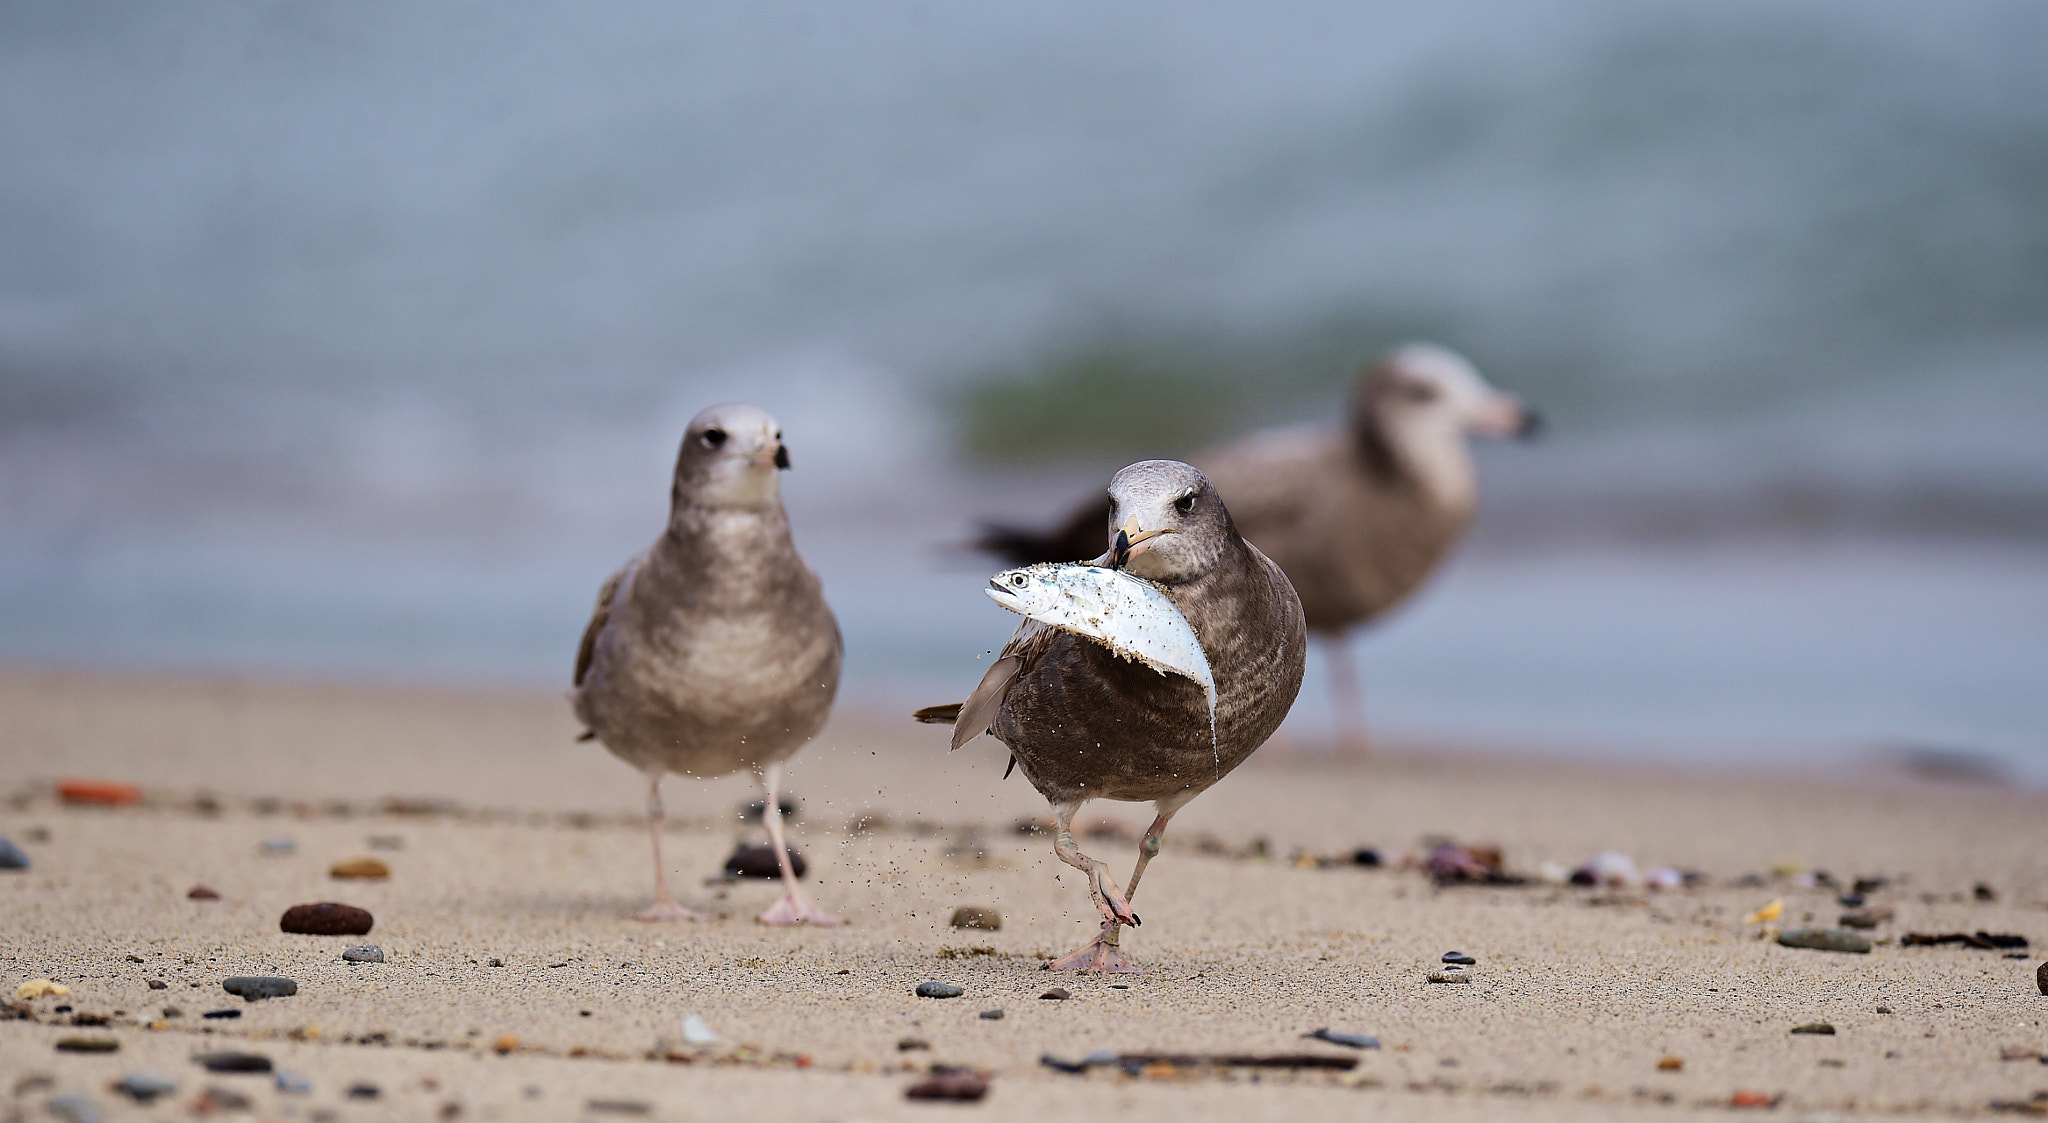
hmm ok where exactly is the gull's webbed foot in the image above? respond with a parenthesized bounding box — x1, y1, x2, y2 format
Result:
(1047, 922, 1142, 974)
(758, 890, 845, 927)
(635, 900, 705, 923)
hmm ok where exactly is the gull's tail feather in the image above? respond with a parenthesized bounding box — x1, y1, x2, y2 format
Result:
(912, 703, 962, 725)
(974, 495, 1113, 566)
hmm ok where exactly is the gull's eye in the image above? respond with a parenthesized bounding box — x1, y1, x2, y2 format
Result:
(1402, 381, 1441, 403)
(1174, 491, 1197, 514)
(699, 428, 728, 449)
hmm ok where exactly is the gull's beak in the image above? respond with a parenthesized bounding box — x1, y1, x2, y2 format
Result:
(1110, 515, 1172, 570)
(750, 443, 790, 469)
(1470, 393, 1538, 441)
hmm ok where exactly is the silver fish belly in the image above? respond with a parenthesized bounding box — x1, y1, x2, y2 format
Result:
(986, 563, 1218, 760)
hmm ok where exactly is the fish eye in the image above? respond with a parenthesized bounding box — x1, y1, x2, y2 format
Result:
(699, 428, 727, 449)
(1010, 574, 1027, 587)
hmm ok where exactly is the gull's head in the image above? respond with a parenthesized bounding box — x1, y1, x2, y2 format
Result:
(672, 403, 790, 510)
(1356, 343, 1540, 444)
(1106, 459, 1232, 584)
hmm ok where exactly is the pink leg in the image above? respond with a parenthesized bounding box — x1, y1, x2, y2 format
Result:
(1326, 636, 1370, 757)
(1045, 801, 1145, 973)
(756, 763, 843, 926)
(635, 773, 703, 922)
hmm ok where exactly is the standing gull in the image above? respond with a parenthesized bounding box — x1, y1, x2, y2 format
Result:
(919, 460, 1305, 972)
(572, 403, 844, 925)
(978, 344, 1537, 746)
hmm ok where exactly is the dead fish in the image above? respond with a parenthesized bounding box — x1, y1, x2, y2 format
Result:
(985, 562, 1217, 755)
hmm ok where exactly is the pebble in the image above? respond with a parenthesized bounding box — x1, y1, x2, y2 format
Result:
(1876, 1005, 1894, 1014)
(722, 843, 805, 880)
(914, 981, 964, 999)
(57, 780, 142, 806)
(1426, 970, 1473, 984)
(2037, 961, 2046, 996)
(279, 902, 374, 936)
(0, 837, 28, 869)
(275, 1073, 312, 1095)
(195, 1052, 272, 1073)
(681, 1015, 720, 1045)
(16, 979, 70, 1000)
(584, 1100, 651, 1115)
(1975, 882, 1997, 902)
(1838, 907, 1893, 929)
(146, 980, 166, 990)
(1442, 952, 1477, 966)
(186, 885, 221, 900)
(979, 1009, 1004, 1020)
(45, 1095, 102, 1123)
(1657, 1056, 1683, 1071)
(904, 1067, 989, 1102)
(55, 1037, 119, 1053)
(1838, 892, 1866, 907)
(492, 1034, 520, 1054)
(949, 905, 1001, 931)
(1791, 1022, 1837, 1035)
(347, 1083, 381, 1099)
(1352, 848, 1382, 867)
(260, 838, 296, 855)
(1039, 987, 1071, 1001)
(193, 1089, 252, 1113)
(366, 835, 404, 851)
(201, 1009, 242, 1019)
(329, 857, 390, 880)
(1302, 1028, 1380, 1049)
(341, 945, 385, 964)
(1777, 928, 1872, 954)
(223, 976, 297, 1001)
(898, 1037, 930, 1052)
(111, 1074, 176, 1103)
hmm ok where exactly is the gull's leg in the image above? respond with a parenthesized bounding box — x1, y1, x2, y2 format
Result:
(756, 762, 844, 926)
(1326, 635, 1370, 757)
(635, 772, 702, 922)
(1046, 799, 1142, 973)
(1121, 801, 1186, 903)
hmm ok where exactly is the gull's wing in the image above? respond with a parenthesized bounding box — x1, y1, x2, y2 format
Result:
(573, 557, 639, 688)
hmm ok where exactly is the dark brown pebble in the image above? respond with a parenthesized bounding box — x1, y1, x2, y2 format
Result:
(54, 1037, 118, 1053)
(1039, 987, 1071, 1000)
(2036, 960, 2046, 996)
(279, 902, 374, 936)
(348, 1083, 381, 1099)
(1790, 1022, 1836, 1035)
(202, 1009, 241, 1020)
(722, 843, 804, 880)
(186, 885, 220, 900)
(905, 1066, 989, 1102)
(897, 1037, 930, 1052)
(195, 1052, 271, 1073)
(146, 981, 166, 990)
(949, 905, 1001, 931)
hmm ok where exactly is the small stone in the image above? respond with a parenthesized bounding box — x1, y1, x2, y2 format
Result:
(491, 1034, 520, 1054)
(898, 1037, 930, 1051)
(365, 835, 404, 851)
(0, 837, 29, 869)
(275, 1072, 312, 1094)
(260, 838, 296, 855)
(329, 857, 390, 880)
(111, 1074, 176, 1103)
(16, 979, 70, 1000)
(45, 1095, 103, 1123)
(185, 885, 221, 900)
(487, 958, 505, 967)
(904, 1066, 989, 1102)
(914, 981, 965, 999)
(1876, 1005, 1894, 1014)
(55, 1037, 119, 1053)
(949, 905, 1001, 931)
(2036, 960, 2048, 996)
(347, 1083, 381, 1099)
(195, 1052, 272, 1073)
(1777, 928, 1872, 954)
(201, 1009, 242, 1019)
(341, 945, 385, 964)
(1791, 1022, 1836, 1035)
(1974, 882, 1997, 902)
(1039, 987, 1071, 1000)
(280, 902, 374, 935)
(583, 1100, 650, 1115)
(1302, 1028, 1380, 1049)
(722, 843, 805, 880)
(681, 1015, 720, 1045)
(146, 980, 166, 990)
(1657, 1056, 1683, 1071)
(223, 976, 297, 1001)
(978, 1009, 1004, 1020)
(57, 780, 142, 806)
(1426, 970, 1473, 984)
(1352, 848, 1382, 867)
(1441, 952, 1477, 966)
(1839, 906, 1893, 929)
(2000, 1046, 2043, 1062)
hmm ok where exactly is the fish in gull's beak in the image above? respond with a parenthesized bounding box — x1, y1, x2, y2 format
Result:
(1110, 515, 1173, 570)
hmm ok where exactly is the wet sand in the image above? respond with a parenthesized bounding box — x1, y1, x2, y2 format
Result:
(2, 668, 2045, 1121)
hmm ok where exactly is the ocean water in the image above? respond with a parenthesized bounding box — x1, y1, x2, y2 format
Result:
(2, 3, 2044, 779)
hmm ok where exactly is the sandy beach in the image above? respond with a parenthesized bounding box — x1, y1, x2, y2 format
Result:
(3, 668, 2045, 1121)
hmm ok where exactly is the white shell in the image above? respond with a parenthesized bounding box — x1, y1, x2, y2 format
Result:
(986, 563, 1217, 759)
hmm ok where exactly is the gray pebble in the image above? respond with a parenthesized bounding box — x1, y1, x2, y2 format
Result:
(46, 1095, 103, 1123)
(1777, 928, 1873, 954)
(341, 945, 385, 964)
(1441, 952, 1477, 966)
(1302, 1028, 1380, 1049)
(275, 1072, 312, 1095)
(978, 1009, 1004, 1020)
(1426, 970, 1473, 984)
(914, 981, 964, 999)
(0, 837, 29, 870)
(1790, 1022, 1836, 1035)
(259, 838, 295, 855)
(222, 976, 297, 1001)
(111, 1075, 176, 1103)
